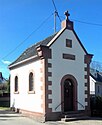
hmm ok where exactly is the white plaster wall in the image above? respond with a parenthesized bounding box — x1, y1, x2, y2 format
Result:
(10, 60, 43, 113)
(90, 76, 95, 95)
(48, 29, 86, 112)
(95, 82, 102, 96)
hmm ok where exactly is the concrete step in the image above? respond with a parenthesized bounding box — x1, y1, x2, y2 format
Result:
(61, 111, 89, 122)
(61, 116, 90, 122)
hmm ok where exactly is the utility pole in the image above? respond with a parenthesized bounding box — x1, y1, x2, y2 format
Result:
(52, 0, 61, 33)
(54, 11, 57, 33)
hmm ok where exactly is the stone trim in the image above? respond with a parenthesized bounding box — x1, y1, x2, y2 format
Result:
(48, 63, 52, 68)
(39, 59, 45, 114)
(84, 67, 87, 71)
(36, 45, 51, 59)
(44, 58, 52, 115)
(45, 112, 61, 121)
(63, 53, 75, 60)
(61, 74, 78, 112)
(40, 68, 43, 73)
(47, 99, 52, 103)
(85, 90, 88, 94)
(85, 83, 88, 86)
(41, 95, 43, 99)
(28, 91, 35, 94)
(40, 77, 43, 82)
(14, 91, 19, 94)
(36, 45, 53, 119)
(17, 108, 45, 122)
(48, 72, 52, 77)
(40, 86, 43, 91)
(84, 54, 93, 111)
(47, 81, 52, 85)
(85, 75, 88, 79)
(18, 109, 64, 122)
(84, 54, 93, 64)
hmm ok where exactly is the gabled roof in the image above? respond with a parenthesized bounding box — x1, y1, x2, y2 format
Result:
(9, 33, 57, 66)
(9, 23, 91, 68)
(90, 68, 102, 83)
(9, 11, 93, 69)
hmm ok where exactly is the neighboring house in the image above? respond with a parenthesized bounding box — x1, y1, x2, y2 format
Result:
(0, 72, 7, 84)
(90, 69, 102, 97)
(9, 11, 93, 121)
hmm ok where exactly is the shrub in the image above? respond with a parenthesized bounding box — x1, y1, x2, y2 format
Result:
(90, 96, 102, 116)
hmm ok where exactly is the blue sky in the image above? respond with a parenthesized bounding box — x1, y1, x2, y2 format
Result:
(0, 0, 102, 78)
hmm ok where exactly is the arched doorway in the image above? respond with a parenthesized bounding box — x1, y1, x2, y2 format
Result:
(64, 79, 73, 111)
(61, 74, 77, 112)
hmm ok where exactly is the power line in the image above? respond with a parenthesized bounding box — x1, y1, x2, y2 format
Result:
(60, 15, 102, 27)
(51, 0, 62, 33)
(2, 12, 102, 60)
(52, 0, 61, 22)
(52, 0, 57, 12)
(72, 19, 102, 27)
(2, 13, 54, 60)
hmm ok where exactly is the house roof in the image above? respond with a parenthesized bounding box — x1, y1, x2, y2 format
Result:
(9, 33, 57, 66)
(90, 68, 102, 83)
(0, 72, 7, 84)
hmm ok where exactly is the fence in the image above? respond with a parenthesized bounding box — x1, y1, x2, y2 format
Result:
(0, 93, 10, 107)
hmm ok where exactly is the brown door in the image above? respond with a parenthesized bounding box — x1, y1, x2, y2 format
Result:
(64, 79, 73, 112)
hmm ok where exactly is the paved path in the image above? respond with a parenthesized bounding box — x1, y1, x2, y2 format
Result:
(0, 109, 102, 125)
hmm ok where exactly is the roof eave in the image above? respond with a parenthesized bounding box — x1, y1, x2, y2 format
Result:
(9, 55, 38, 70)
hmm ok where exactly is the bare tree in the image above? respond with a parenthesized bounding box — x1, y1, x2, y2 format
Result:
(90, 61, 102, 72)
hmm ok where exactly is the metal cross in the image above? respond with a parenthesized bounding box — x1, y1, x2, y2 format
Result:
(64, 10, 70, 20)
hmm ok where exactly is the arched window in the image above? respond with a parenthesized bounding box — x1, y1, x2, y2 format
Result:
(29, 72, 34, 91)
(15, 76, 18, 92)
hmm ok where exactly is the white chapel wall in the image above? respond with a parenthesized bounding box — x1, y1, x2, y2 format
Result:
(48, 29, 86, 112)
(10, 59, 43, 113)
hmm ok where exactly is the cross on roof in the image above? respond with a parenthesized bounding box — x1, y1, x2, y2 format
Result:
(64, 10, 70, 20)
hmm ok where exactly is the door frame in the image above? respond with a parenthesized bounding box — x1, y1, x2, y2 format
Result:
(61, 74, 78, 112)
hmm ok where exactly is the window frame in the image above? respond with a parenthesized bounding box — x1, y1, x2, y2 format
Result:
(28, 72, 35, 94)
(14, 76, 19, 94)
(66, 39, 72, 48)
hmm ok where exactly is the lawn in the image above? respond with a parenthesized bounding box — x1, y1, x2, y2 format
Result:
(0, 107, 10, 110)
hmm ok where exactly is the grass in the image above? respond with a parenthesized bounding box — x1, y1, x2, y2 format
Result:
(0, 107, 10, 110)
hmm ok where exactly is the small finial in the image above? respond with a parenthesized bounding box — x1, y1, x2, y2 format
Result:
(64, 10, 70, 21)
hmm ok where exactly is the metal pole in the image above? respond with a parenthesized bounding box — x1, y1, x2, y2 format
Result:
(54, 11, 57, 33)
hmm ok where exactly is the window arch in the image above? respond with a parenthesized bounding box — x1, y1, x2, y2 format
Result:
(29, 72, 34, 91)
(15, 76, 18, 92)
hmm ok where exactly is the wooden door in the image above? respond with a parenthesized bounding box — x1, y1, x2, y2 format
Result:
(64, 79, 73, 112)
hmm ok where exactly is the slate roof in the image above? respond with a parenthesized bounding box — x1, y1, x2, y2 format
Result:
(90, 68, 102, 83)
(10, 33, 57, 66)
